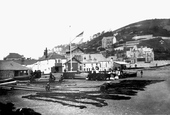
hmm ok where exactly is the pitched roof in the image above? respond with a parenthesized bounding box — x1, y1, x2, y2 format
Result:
(66, 46, 84, 54)
(0, 61, 29, 70)
(65, 57, 82, 64)
(5, 53, 23, 59)
(13, 60, 38, 65)
(114, 61, 129, 65)
(39, 52, 66, 61)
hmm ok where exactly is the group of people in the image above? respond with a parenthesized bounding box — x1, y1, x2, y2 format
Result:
(86, 66, 124, 81)
(46, 72, 64, 92)
(107, 68, 123, 80)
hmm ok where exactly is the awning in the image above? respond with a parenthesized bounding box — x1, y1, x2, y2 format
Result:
(114, 61, 129, 65)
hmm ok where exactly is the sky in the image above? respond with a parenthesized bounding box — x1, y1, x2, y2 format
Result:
(0, 0, 170, 59)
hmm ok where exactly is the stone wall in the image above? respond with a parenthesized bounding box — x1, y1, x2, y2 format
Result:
(0, 70, 14, 79)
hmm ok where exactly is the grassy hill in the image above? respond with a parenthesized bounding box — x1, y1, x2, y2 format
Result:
(82, 19, 170, 60)
(139, 37, 170, 60)
(114, 19, 170, 41)
(55, 19, 170, 60)
(80, 31, 113, 53)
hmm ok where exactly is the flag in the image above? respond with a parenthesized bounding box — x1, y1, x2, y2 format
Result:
(76, 31, 84, 37)
(78, 38, 84, 44)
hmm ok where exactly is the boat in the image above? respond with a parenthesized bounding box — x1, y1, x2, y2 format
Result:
(0, 78, 17, 88)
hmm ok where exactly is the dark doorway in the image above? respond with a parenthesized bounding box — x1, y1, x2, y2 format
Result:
(55, 67, 59, 72)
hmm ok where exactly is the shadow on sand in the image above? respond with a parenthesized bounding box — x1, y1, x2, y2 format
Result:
(0, 101, 41, 115)
(22, 80, 164, 109)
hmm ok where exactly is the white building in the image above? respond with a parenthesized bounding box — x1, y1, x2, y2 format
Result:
(102, 36, 114, 48)
(65, 46, 84, 71)
(132, 35, 153, 40)
(29, 52, 66, 74)
(126, 46, 154, 63)
(82, 54, 117, 71)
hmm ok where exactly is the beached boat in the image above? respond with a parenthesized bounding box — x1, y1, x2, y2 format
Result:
(0, 78, 17, 87)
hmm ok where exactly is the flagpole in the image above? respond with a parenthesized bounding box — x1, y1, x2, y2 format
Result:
(70, 42, 73, 72)
(69, 26, 72, 72)
(70, 36, 80, 72)
(69, 30, 84, 72)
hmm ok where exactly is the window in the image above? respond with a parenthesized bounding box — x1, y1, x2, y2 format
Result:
(58, 59, 61, 63)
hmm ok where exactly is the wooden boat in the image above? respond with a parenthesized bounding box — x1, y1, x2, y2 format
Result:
(0, 78, 17, 87)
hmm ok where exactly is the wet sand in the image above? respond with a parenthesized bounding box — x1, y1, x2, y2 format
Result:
(1, 66, 170, 115)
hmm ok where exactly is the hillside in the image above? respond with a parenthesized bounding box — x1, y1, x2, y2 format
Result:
(82, 19, 170, 60)
(79, 31, 113, 53)
(54, 31, 114, 54)
(139, 37, 170, 60)
(55, 19, 170, 60)
(114, 19, 170, 41)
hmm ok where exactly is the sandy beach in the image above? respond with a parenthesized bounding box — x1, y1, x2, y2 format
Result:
(1, 66, 170, 115)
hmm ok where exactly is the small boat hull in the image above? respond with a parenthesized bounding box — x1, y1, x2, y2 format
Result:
(0, 78, 17, 86)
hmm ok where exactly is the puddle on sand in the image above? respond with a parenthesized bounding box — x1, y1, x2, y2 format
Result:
(22, 80, 164, 109)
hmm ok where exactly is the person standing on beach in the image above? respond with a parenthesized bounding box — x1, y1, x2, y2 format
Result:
(140, 70, 143, 78)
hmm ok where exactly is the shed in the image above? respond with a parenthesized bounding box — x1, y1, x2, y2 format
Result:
(113, 61, 129, 70)
(0, 61, 30, 79)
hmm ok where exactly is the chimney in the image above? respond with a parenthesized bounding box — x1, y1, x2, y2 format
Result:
(44, 47, 48, 58)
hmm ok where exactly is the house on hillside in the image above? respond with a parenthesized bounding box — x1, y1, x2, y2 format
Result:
(102, 36, 114, 48)
(102, 35, 117, 48)
(3, 53, 38, 67)
(30, 52, 66, 74)
(126, 46, 154, 63)
(114, 41, 140, 51)
(0, 61, 30, 79)
(4, 53, 24, 60)
(53, 47, 63, 54)
(132, 35, 153, 40)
